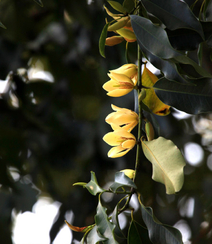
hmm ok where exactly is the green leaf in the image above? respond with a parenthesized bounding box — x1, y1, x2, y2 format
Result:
(95, 196, 118, 244)
(154, 77, 212, 114)
(33, 0, 43, 7)
(130, 15, 180, 59)
(128, 220, 152, 244)
(141, 0, 204, 39)
(99, 22, 110, 58)
(107, 1, 127, 14)
(109, 172, 137, 193)
(85, 171, 105, 195)
(123, 0, 136, 13)
(139, 201, 183, 244)
(87, 226, 106, 244)
(142, 137, 186, 194)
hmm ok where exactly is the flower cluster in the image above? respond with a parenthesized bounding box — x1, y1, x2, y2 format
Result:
(103, 64, 138, 158)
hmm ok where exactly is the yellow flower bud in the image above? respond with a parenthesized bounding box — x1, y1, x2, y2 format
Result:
(108, 17, 130, 31)
(103, 72, 135, 97)
(120, 169, 135, 179)
(103, 129, 136, 158)
(105, 104, 138, 132)
(116, 28, 136, 42)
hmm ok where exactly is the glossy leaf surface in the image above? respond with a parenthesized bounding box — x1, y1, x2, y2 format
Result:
(85, 171, 105, 195)
(130, 15, 180, 59)
(110, 172, 137, 192)
(87, 226, 106, 244)
(142, 137, 185, 194)
(141, 0, 204, 38)
(140, 201, 183, 244)
(95, 197, 118, 244)
(154, 77, 212, 114)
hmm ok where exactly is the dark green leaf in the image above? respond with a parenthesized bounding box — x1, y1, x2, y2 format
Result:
(85, 171, 105, 195)
(33, 0, 43, 7)
(166, 28, 203, 51)
(110, 172, 137, 193)
(141, 0, 204, 38)
(123, 0, 136, 13)
(154, 77, 212, 114)
(99, 23, 110, 58)
(131, 15, 180, 59)
(140, 203, 183, 244)
(138, 39, 187, 83)
(128, 220, 151, 244)
(95, 196, 118, 244)
(87, 226, 106, 244)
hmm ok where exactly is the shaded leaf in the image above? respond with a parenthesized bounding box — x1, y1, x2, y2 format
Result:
(107, 1, 127, 14)
(33, 0, 43, 7)
(166, 28, 203, 51)
(128, 220, 152, 244)
(110, 172, 137, 193)
(130, 15, 180, 59)
(0, 21, 6, 29)
(139, 199, 183, 244)
(154, 77, 212, 114)
(142, 137, 186, 194)
(95, 196, 118, 244)
(141, 0, 204, 38)
(99, 23, 110, 58)
(85, 171, 105, 196)
(112, 200, 126, 238)
(87, 226, 106, 244)
(123, 0, 136, 13)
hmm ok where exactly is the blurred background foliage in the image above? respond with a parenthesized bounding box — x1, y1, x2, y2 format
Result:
(0, 0, 212, 243)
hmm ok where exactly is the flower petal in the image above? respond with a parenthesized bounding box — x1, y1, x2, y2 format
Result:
(108, 145, 131, 158)
(122, 139, 136, 149)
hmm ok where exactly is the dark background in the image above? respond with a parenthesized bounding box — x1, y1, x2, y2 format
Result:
(0, 0, 212, 243)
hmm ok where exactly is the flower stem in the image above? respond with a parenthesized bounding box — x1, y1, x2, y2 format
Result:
(133, 44, 142, 183)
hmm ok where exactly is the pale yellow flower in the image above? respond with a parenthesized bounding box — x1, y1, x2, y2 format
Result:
(110, 64, 138, 81)
(120, 169, 135, 179)
(103, 72, 135, 97)
(103, 129, 136, 158)
(105, 104, 138, 132)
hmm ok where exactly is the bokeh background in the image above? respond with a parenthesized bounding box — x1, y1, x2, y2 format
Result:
(0, 0, 212, 243)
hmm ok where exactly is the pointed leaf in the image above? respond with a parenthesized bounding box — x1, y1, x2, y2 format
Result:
(95, 196, 118, 244)
(130, 15, 180, 59)
(110, 172, 137, 193)
(107, 1, 127, 14)
(141, 0, 204, 38)
(142, 137, 186, 194)
(154, 77, 212, 114)
(85, 171, 105, 195)
(65, 220, 88, 232)
(139, 200, 183, 244)
(123, 0, 136, 13)
(128, 220, 152, 244)
(99, 23, 110, 58)
(87, 226, 107, 244)
(33, 0, 43, 7)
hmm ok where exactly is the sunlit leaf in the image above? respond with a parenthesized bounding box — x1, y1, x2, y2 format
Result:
(85, 171, 105, 195)
(99, 23, 110, 58)
(138, 197, 183, 244)
(141, 0, 204, 38)
(110, 172, 137, 193)
(33, 0, 43, 7)
(107, 1, 127, 14)
(142, 65, 170, 116)
(128, 220, 151, 244)
(142, 137, 186, 194)
(130, 15, 180, 59)
(95, 195, 118, 244)
(87, 226, 106, 244)
(154, 77, 212, 114)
